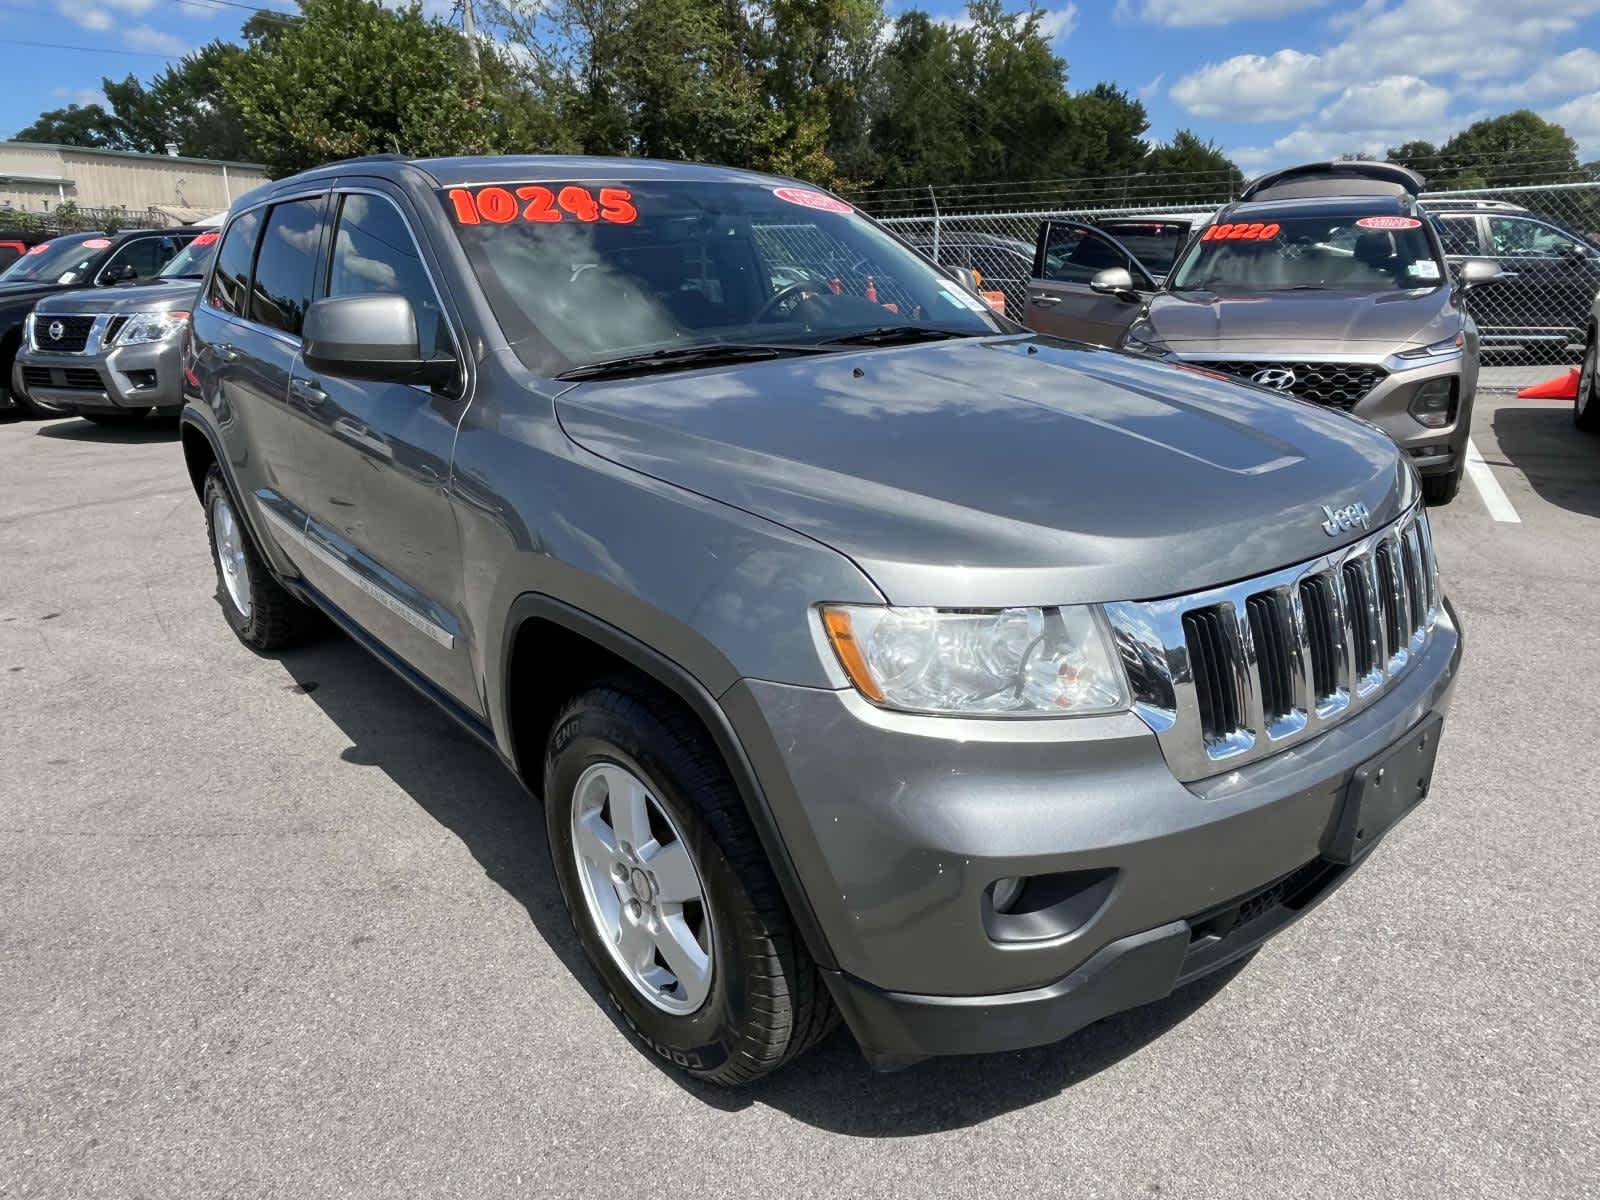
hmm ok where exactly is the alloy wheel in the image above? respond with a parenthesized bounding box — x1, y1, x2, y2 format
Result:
(569, 761, 714, 1014)
(211, 494, 252, 621)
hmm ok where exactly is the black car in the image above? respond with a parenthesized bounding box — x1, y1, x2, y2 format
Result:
(1423, 199, 1600, 360)
(0, 227, 202, 417)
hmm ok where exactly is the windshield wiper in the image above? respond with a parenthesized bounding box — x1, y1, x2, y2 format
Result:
(555, 343, 827, 381)
(816, 325, 980, 347)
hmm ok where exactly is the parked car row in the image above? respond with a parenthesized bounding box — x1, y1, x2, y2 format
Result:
(0, 225, 211, 422)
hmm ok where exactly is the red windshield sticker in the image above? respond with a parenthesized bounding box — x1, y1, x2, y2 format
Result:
(82, 238, 112, 249)
(447, 185, 638, 226)
(1356, 216, 1421, 230)
(1201, 222, 1280, 241)
(771, 187, 853, 215)
(26, 242, 50, 255)
(192, 230, 220, 247)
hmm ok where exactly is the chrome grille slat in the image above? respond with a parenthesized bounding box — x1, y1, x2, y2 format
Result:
(1106, 505, 1440, 783)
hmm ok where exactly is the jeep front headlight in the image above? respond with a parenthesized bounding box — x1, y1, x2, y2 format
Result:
(115, 310, 189, 346)
(820, 604, 1129, 716)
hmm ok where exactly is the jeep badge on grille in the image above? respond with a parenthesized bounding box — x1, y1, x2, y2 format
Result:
(1321, 502, 1372, 536)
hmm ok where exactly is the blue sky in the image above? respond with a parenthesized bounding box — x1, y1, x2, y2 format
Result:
(2, 0, 1599, 172)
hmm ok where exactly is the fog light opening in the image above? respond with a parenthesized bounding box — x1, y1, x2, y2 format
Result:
(1408, 378, 1456, 429)
(990, 876, 1026, 914)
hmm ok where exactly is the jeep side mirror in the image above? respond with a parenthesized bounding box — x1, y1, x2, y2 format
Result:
(302, 294, 458, 391)
(1090, 267, 1141, 303)
(1455, 259, 1505, 290)
(948, 265, 982, 294)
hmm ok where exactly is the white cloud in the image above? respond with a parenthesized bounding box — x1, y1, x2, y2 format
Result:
(1170, 49, 1324, 120)
(124, 24, 187, 54)
(1547, 91, 1600, 156)
(1130, 0, 1325, 26)
(56, 1, 114, 30)
(1173, 0, 1600, 127)
(51, 86, 107, 107)
(1231, 75, 1456, 170)
(934, 2, 1078, 42)
(1483, 49, 1600, 103)
(101, 0, 159, 11)
(1138, 72, 1164, 101)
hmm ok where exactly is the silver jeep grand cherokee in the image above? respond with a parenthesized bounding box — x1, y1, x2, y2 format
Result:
(180, 155, 1462, 1083)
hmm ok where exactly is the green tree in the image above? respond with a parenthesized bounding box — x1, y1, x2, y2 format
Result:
(100, 43, 261, 161)
(1389, 112, 1581, 189)
(222, 0, 535, 176)
(13, 102, 127, 148)
(1141, 129, 1243, 202)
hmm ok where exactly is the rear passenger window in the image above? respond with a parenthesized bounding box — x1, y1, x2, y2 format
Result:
(328, 193, 451, 356)
(250, 197, 327, 336)
(208, 209, 262, 317)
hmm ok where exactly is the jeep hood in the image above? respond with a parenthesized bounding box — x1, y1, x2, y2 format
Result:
(32, 278, 198, 315)
(554, 336, 1413, 607)
(1145, 287, 1459, 354)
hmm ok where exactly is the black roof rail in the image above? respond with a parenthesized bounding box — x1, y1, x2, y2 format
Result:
(1240, 161, 1425, 203)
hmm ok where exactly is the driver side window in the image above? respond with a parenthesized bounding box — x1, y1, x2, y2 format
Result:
(1042, 225, 1143, 286)
(1489, 216, 1581, 258)
(328, 193, 453, 357)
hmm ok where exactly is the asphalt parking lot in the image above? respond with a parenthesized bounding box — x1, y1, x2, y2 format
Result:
(2, 393, 1596, 1199)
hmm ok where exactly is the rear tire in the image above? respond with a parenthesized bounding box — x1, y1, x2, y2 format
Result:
(544, 682, 837, 1085)
(1577, 335, 1600, 434)
(202, 466, 319, 651)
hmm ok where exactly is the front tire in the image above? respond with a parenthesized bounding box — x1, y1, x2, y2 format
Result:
(544, 683, 836, 1085)
(1422, 464, 1462, 505)
(202, 466, 318, 651)
(1577, 334, 1600, 433)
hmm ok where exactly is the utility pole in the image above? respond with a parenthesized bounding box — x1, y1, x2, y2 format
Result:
(462, 0, 479, 68)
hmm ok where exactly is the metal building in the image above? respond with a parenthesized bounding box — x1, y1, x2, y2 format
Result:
(0, 142, 268, 222)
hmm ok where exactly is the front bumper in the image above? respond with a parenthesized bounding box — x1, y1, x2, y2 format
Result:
(15, 337, 184, 414)
(721, 598, 1461, 1062)
(1171, 349, 1476, 478)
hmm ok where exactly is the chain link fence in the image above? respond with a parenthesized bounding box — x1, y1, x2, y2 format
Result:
(854, 181, 1600, 391)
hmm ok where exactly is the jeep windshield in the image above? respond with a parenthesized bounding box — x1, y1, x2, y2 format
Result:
(0, 235, 107, 285)
(1169, 213, 1444, 294)
(443, 180, 1006, 375)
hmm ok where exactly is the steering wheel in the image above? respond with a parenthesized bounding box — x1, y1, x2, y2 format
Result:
(755, 280, 819, 323)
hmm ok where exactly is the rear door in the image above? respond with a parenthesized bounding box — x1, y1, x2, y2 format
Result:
(1025, 221, 1155, 345)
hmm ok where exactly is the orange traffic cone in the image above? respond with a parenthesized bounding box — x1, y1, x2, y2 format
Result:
(1516, 367, 1580, 399)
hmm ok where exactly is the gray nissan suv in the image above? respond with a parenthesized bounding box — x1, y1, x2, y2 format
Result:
(180, 155, 1462, 1083)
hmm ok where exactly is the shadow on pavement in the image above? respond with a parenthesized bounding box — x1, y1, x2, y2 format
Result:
(275, 632, 1247, 1136)
(37, 417, 180, 444)
(1490, 401, 1600, 519)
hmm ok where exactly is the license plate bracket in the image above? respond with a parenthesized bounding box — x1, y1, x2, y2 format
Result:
(1324, 714, 1444, 865)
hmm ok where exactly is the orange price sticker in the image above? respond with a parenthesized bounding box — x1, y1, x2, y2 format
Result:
(1201, 222, 1281, 242)
(446, 185, 638, 226)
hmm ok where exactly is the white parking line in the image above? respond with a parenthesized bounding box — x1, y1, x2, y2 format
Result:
(1464, 438, 1521, 523)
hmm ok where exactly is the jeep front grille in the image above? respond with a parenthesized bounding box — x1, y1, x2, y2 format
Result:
(1191, 360, 1389, 410)
(1105, 505, 1440, 782)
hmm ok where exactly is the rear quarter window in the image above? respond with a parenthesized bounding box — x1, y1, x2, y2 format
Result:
(208, 210, 263, 317)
